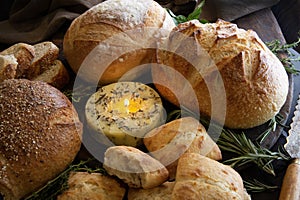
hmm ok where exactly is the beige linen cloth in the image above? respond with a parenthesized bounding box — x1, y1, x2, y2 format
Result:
(0, 0, 284, 44)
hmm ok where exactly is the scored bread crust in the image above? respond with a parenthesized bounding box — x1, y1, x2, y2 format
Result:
(172, 153, 246, 200)
(63, 0, 175, 84)
(0, 79, 83, 200)
(153, 19, 289, 129)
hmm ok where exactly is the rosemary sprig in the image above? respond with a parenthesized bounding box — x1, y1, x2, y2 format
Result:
(243, 179, 278, 193)
(266, 37, 300, 75)
(25, 158, 106, 200)
(256, 113, 288, 144)
(63, 84, 95, 103)
(166, 0, 208, 25)
(217, 129, 290, 176)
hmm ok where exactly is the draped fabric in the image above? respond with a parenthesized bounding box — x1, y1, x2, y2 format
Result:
(0, 0, 297, 47)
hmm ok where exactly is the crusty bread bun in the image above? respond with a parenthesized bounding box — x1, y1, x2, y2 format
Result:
(103, 146, 169, 189)
(0, 79, 83, 200)
(152, 19, 289, 129)
(57, 172, 126, 200)
(172, 153, 249, 200)
(63, 0, 175, 84)
(128, 181, 175, 200)
(144, 117, 221, 179)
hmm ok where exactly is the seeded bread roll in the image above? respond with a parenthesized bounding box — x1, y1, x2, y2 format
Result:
(144, 117, 222, 179)
(172, 153, 249, 200)
(85, 81, 165, 147)
(152, 19, 289, 129)
(57, 172, 126, 200)
(103, 146, 169, 189)
(0, 79, 83, 200)
(63, 0, 175, 84)
(0, 55, 18, 82)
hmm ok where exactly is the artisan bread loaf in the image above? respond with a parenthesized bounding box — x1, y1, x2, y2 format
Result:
(57, 172, 126, 200)
(63, 0, 175, 84)
(33, 59, 70, 89)
(128, 181, 175, 200)
(103, 146, 169, 189)
(0, 43, 35, 78)
(0, 79, 83, 200)
(0, 55, 18, 82)
(144, 117, 221, 179)
(152, 19, 289, 129)
(172, 153, 249, 200)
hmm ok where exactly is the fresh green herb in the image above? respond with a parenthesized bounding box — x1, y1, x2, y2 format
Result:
(256, 113, 288, 144)
(166, 106, 291, 176)
(63, 84, 96, 103)
(266, 37, 300, 75)
(217, 129, 290, 176)
(244, 179, 278, 193)
(25, 158, 106, 200)
(166, 0, 208, 25)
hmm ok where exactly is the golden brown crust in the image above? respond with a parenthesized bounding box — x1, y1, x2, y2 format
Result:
(103, 146, 169, 189)
(143, 117, 221, 179)
(0, 79, 83, 200)
(57, 172, 126, 200)
(172, 153, 246, 200)
(128, 181, 175, 200)
(153, 19, 289, 129)
(63, 0, 175, 84)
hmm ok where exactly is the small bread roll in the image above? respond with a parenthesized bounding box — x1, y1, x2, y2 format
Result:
(57, 172, 126, 200)
(85, 81, 165, 147)
(144, 117, 221, 179)
(0, 79, 83, 200)
(173, 153, 247, 200)
(103, 146, 169, 189)
(128, 181, 175, 200)
(63, 0, 175, 84)
(153, 19, 289, 129)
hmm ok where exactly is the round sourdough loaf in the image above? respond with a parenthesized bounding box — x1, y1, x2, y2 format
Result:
(0, 79, 83, 200)
(63, 0, 175, 85)
(152, 19, 289, 129)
